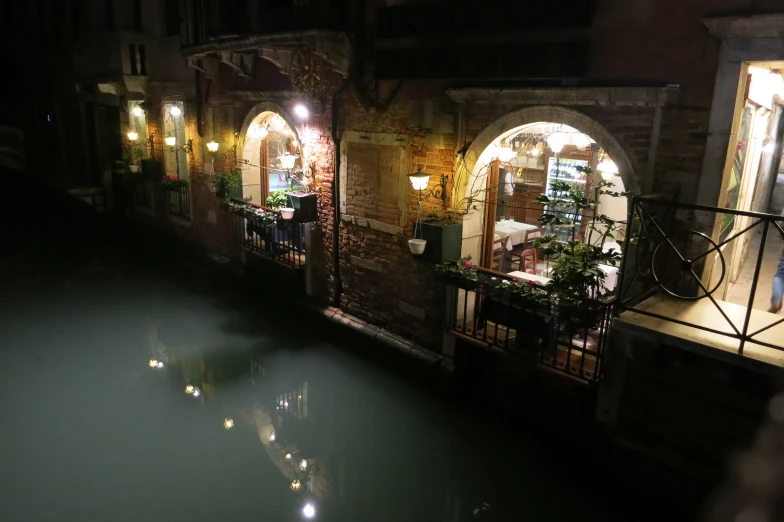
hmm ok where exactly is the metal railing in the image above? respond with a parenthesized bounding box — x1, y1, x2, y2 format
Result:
(132, 180, 154, 209)
(225, 202, 306, 269)
(618, 196, 784, 356)
(166, 186, 191, 219)
(444, 269, 613, 383)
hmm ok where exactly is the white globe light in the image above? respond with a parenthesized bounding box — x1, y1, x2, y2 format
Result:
(528, 147, 540, 157)
(165, 136, 177, 146)
(294, 104, 309, 119)
(132, 106, 143, 117)
(547, 133, 567, 153)
(270, 115, 286, 132)
(303, 503, 316, 519)
(300, 459, 308, 470)
(127, 131, 139, 141)
(169, 105, 182, 118)
(496, 146, 517, 163)
(249, 125, 269, 140)
(597, 159, 619, 180)
(572, 133, 592, 150)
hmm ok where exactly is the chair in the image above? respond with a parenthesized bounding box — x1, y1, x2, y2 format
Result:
(522, 227, 545, 248)
(490, 236, 508, 271)
(510, 248, 538, 274)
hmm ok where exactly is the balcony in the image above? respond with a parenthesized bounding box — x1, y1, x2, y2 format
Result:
(72, 31, 149, 84)
(224, 200, 306, 269)
(444, 268, 613, 383)
(616, 197, 784, 370)
(165, 186, 192, 220)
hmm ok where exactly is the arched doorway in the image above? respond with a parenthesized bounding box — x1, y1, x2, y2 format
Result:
(455, 106, 635, 275)
(238, 104, 304, 206)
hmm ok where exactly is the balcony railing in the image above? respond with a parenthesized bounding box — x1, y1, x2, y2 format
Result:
(444, 269, 613, 383)
(224, 201, 306, 269)
(131, 180, 154, 209)
(617, 196, 784, 365)
(166, 187, 191, 219)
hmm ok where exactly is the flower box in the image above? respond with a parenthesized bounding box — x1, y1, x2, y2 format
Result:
(287, 191, 317, 223)
(413, 222, 462, 263)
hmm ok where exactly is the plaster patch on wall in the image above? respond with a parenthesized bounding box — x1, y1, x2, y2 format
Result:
(399, 300, 427, 320)
(350, 255, 383, 273)
(342, 214, 402, 235)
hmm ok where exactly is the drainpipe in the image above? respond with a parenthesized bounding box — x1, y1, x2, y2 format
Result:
(331, 82, 350, 307)
(195, 69, 204, 138)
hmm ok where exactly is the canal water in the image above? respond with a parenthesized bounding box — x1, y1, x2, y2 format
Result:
(0, 245, 700, 521)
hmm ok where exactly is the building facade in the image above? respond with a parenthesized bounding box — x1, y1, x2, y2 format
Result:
(32, 0, 784, 477)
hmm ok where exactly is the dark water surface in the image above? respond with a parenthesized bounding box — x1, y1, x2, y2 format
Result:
(0, 246, 698, 522)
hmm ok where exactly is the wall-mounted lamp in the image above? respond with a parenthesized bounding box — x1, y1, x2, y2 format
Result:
(597, 156, 619, 181)
(206, 141, 219, 152)
(546, 132, 567, 153)
(279, 152, 299, 170)
(408, 168, 448, 201)
(132, 106, 143, 117)
(169, 105, 182, 118)
(294, 104, 309, 119)
(165, 136, 177, 147)
(127, 131, 139, 141)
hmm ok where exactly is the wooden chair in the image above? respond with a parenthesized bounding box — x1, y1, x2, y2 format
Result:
(510, 248, 538, 274)
(491, 236, 508, 272)
(522, 227, 545, 248)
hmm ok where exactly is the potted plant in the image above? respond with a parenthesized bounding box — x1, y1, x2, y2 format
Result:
(161, 175, 188, 191)
(434, 256, 478, 289)
(129, 148, 145, 173)
(215, 170, 242, 201)
(266, 189, 289, 210)
(413, 212, 463, 263)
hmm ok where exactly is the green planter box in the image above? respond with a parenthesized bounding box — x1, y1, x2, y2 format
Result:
(413, 222, 463, 263)
(216, 182, 242, 200)
(141, 159, 163, 182)
(288, 192, 318, 223)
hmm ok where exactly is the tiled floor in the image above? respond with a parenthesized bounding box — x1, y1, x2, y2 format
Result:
(726, 173, 784, 311)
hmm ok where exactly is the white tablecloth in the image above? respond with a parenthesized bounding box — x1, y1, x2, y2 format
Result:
(495, 221, 538, 251)
(507, 270, 551, 286)
(536, 263, 619, 292)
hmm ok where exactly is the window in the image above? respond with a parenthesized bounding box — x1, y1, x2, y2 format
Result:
(165, 0, 180, 36)
(162, 102, 188, 178)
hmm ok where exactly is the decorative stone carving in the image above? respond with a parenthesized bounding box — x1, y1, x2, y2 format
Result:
(219, 52, 255, 77)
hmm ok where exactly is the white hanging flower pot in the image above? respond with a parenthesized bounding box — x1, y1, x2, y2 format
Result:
(129, 165, 140, 173)
(408, 238, 427, 255)
(280, 208, 295, 220)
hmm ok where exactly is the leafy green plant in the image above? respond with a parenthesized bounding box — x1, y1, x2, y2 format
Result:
(215, 170, 242, 198)
(435, 256, 478, 281)
(112, 157, 131, 176)
(131, 148, 145, 162)
(497, 277, 551, 307)
(423, 212, 459, 225)
(266, 189, 289, 209)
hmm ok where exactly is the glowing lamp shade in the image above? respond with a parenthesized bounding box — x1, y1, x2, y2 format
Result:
(597, 159, 619, 180)
(206, 141, 219, 152)
(546, 132, 567, 153)
(290, 480, 302, 491)
(132, 106, 143, 117)
(294, 104, 309, 119)
(269, 115, 286, 132)
(279, 153, 298, 170)
(127, 131, 139, 141)
(300, 459, 308, 470)
(528, 146, 540, 157)
(496, 146, 517, 163)
(165, 136, 177, 147)
(573, 133, 592, 150)
(249, 125, 269, 140)
(223, 417, 234, 429)
(408, 169, 431, 191)
(169, 105, 182, 118)
(303, 503, 316, 519)
(185, 385, 194, 394)
(149, 358, 158, 368)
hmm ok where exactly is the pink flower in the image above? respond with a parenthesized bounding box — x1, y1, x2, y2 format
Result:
(515, 278, 521, 283)
(528, 280, 536, 288)
(464, 260, 473, 269)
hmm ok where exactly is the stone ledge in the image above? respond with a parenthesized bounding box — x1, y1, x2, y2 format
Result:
(342, 214, 402, 235)
(350, 255, 383, 273)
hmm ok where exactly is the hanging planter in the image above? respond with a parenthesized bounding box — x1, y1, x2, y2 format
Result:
(129, 165, 141, 173)
(280, 208, 295, 220)
(408, 239, 427, 255)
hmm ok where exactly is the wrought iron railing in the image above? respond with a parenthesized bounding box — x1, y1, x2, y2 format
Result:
(166, 186, 191, 219)
(132, 180, 154, 209)
(618, 196, 784, 357)
(444, 269, 613, 383)
(224, 201, 306, 269)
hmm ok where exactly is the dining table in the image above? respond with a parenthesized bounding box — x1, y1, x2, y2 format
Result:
(531, 264, 620, 292)
(494, 220, 539, 251)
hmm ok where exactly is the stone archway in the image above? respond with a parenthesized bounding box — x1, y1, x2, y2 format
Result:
(455, 105, 637, 261)
(459, 105, 637, 196)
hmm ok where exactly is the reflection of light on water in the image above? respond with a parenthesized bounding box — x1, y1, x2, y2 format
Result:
(285, 453, 292, 460)
(284, 401, 289, 408)
(193, 388, 201, 397)
(185, 385, 194, 394)
(269, 432, 276, 442)
(149, 359, 158, 368)
(303, 503, 316, 518)
(300, 459, 308, 470)
(290, 479, 302, 491)
(223, 417, 234, 429)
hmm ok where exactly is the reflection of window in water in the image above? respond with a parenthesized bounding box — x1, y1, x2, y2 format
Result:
(277, 382, 308, 419)
(250, 357, 266, 376)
